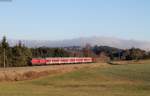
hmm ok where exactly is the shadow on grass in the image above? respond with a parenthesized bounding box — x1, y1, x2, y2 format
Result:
(107, 61, 121, 65)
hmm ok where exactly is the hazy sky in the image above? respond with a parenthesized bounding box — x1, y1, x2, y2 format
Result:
(0, 0, 150, 41)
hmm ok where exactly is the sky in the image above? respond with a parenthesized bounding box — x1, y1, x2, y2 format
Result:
(0, 0, 150, 41)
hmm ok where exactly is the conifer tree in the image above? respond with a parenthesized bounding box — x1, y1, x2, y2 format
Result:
(0, 36, 10, 68)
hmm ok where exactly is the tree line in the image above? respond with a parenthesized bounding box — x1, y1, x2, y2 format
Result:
(92, 45, 150, 60)
(0, 36, 32, 67)
(0, 36, 150, 67)
(0, 36, 70, 67)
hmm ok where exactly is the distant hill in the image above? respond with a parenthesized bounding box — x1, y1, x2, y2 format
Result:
(7, 36, 150, 50)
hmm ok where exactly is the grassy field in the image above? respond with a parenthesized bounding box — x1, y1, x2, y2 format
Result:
(0, 62, 150, 96)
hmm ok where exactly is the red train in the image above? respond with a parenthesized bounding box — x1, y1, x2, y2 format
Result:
(31, 57, 94, 65)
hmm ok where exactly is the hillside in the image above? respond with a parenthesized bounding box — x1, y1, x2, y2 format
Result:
(0, 61, 150, 96)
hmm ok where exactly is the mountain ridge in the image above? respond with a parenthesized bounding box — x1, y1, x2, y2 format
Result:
(7, 36, 150, 51)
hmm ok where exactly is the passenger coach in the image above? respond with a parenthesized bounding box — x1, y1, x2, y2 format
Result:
(31, 57, 94, 66)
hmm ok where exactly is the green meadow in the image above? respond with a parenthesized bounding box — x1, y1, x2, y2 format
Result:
(0, 63, 150, 96)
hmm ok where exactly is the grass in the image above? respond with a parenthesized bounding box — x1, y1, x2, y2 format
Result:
(0, 62, 150, 96)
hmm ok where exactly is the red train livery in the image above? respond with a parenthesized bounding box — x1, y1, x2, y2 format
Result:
(31, 57, 94, 65)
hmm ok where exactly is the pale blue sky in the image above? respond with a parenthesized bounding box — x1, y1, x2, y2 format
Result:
(0, 0, 150, 41)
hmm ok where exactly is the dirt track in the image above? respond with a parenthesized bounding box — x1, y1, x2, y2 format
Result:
(0, 63, 108, 81)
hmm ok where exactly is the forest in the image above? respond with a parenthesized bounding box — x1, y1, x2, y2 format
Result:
(0, 36, 150, 67)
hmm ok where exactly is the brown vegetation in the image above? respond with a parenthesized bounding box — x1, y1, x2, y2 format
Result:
(0, 63, 108, 81)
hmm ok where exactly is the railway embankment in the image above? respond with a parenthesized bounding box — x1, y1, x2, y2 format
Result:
(0, 63, 108, 81)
